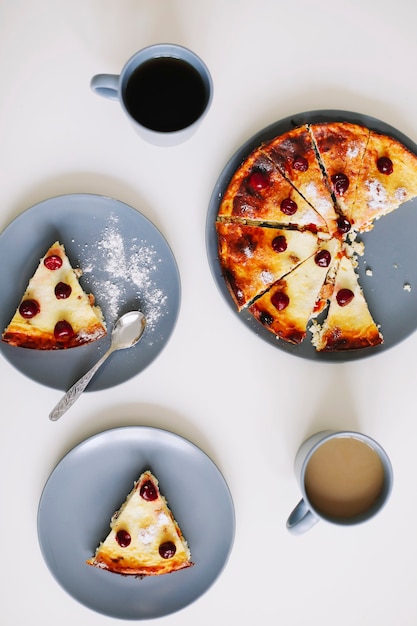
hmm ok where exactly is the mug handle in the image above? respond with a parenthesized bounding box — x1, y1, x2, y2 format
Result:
(90, 74, 120, 100)
(286, 498, 320, 535)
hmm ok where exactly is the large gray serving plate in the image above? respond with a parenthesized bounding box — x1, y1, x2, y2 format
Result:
(37, 426, 235, 620)
(206, 109, 417, 362)
(0, 194, 180, 390)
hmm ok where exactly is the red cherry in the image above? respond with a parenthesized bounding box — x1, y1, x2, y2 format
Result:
(280, 198, 298, 215)
(336, 288, 354, 306)
(159, 541, 176, 559)
(44, 254, 63, 270)
(271, 291, 289, 311)
(337, 216, 351, 234)
(54, 320, 74, 340)
(54, 282, 72, 299)
(140, 480, 158, 501)
(292, 156, 308, 172)
(19, 299, 40, 318)
(315, 250, 331, 267)
(377, 156, 393, 175)
(331, 173, 349, 195)
(272, 235, 287, 253)
(116, 529, 131, 547)
(248, 171, 270, 190)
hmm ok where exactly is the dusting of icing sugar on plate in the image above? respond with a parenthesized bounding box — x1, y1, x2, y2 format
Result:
(74, 213, 168, 336)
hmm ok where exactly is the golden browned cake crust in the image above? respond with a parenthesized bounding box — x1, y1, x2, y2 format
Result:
(311, 254, 383, 351)
(86, 470, 193, 577)
(216, 221, 320, 310)
(346, 130, 417, 231)
(2, 242, 106, 349)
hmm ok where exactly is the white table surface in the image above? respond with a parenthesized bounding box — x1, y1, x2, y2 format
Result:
(1, 1, 416, 624)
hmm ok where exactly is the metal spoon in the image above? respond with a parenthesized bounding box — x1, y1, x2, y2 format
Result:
(49, 310, 146, 422)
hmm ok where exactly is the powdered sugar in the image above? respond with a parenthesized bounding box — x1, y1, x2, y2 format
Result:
(137, 512, 170, 545)
(261, 270, 274, 284)
(75, 213, 168, 333)
(243, 245, 254, 259)
(395, 187, 408, 202)
(304, 182, 333, 214)
(365, 178, 387, 210)
(346, 144, 360, 159)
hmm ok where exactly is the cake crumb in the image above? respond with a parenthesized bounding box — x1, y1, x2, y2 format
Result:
(404, 283, 411, 292)
(365, 268, 373, 277)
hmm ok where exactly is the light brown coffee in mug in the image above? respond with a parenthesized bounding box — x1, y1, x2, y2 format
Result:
(304, 436, 385, 518)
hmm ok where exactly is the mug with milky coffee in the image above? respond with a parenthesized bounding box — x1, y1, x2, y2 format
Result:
(90, 43, 213, 146)
(286, 430, 393, 535)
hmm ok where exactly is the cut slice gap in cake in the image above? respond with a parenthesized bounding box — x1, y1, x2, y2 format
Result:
(260, 124, 339, 234)
(216, 221, 322, 310)
(308, 121, 370, 224)
(249, 237, 341, 344)
(218, 145, 328, 232)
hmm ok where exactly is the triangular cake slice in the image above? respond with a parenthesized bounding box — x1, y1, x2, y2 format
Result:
(249, 238, 341, 344)
(2, 241, 106, 349)
(260, 125, 339, 234)
(309, 122, 370, 220)
(345, 129, 417, 232)
(216, 221, 321, 310)
(218, 148, 328, 231)
(86, 470, 193, 577)
(311, 254, 383, 351)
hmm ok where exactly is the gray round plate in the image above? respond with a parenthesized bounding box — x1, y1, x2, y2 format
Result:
(37, 426, 235, 620)
(206, 110, 417, 362)
(0, 194, 180, 390)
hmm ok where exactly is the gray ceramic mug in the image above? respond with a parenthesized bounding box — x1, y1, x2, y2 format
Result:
(90, 43, 213, 146)
(286, 430, 393, 535)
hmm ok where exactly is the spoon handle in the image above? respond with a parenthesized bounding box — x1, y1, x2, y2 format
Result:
(49, 348, 113, 421)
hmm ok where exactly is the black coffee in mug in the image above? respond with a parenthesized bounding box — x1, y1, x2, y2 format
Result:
(124, 56, 209, 133)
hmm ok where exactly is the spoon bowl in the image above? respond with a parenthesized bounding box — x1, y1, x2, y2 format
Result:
(49, 311, 146, 421)
(110, 310, 147, 349)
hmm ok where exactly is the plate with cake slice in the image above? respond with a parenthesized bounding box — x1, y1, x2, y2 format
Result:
(37, 426, 235, 620)
(0, 194, 181, 390)
(206, 109, 417, 361)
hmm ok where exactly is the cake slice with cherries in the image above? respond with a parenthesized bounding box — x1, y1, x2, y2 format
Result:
(261, 124, 339, 234)
(309, 121, 370, 221)
(86, 470, 193, 577)
(218, 149, 328, 232)
(311, 254, 383, 351)
(216, 221, 321, 310)
(2, 241, 106, 349)
(344, 129, 417, 232)
(249, 238, 341, 344)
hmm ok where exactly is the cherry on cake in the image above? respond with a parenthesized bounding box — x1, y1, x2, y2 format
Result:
(86, 470, 193, 577)
(2, 241, 106, 349)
